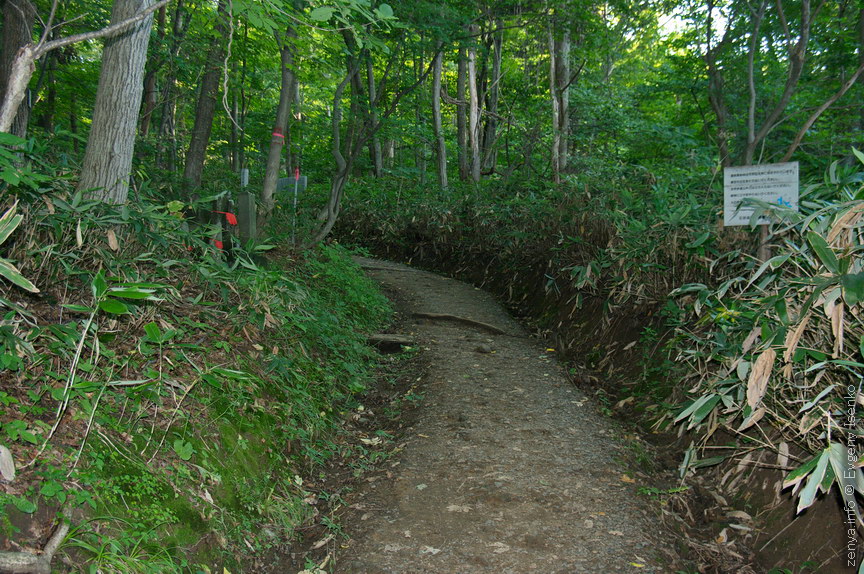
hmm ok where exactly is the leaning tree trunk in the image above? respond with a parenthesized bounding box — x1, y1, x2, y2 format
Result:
(548, 22, 561, 184)
(0, 0, 36, 138)
(431, 47, 448, 188)
(78, 0, 155, 204)
(183, 0, 227, 193)
(259, 26, 297, 233)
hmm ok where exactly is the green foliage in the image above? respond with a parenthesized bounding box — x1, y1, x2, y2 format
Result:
(0, 184, 390, 570)
(666, 152, 864, 521)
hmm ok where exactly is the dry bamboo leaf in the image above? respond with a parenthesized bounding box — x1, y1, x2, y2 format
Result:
(738, 406, 766, 432)
(799, 410, 823, 435)
(783, 313, 810, 364)
(827, 203, 864, 245)
(106, 229, 119, 251)
(741, 326, 761, 355)
(777, 442, 790, 469)
(44, 196, 55, 214)
(75, 219, 83, 247)
(747, 349, 776, 409)
(831, 301, 844, 358)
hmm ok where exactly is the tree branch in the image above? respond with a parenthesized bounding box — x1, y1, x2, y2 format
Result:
(782, 60, 864, 162)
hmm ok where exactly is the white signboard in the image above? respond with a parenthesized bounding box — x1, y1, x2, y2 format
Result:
(724, 162, 799, 226)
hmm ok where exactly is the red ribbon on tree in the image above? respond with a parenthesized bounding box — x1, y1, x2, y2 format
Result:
(295, 167, 300, 181)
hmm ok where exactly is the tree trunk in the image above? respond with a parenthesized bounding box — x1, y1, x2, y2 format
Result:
(456, 46, 468, 180)
(139, 3, 166, 136)
(157, 0, 187, 171)
(77, 0, 155, 204)
(482, 20, 503, 173)
(183, 0, 227, 193)
(549, 23, 561, 183)
(414, 47, 427, 184)
(366, 56, 383, 177)
(259, 27, 297, 233)
(432, 47, 447, 189)
(467, 28, 481, 183)
(0, 0, 36, 138)
(553, 27, 570, 172)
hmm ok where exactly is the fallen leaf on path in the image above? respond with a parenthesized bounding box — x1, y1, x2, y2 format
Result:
(490, 542, 510, 553)
(404, 530, 412, 538)
(312, 534, 334, 549)
(420, 546, 441, 555)
(630, 564, 645, 568)
(416, 483, 428, 490)
(620, 474, 636, 483)
(608, 530, 624, 536)
(446, 504, 472, 513)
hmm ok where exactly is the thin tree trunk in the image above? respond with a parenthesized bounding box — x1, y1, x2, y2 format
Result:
(259, 27, 297, 233)
(0, 0, 36, 138)
(183, 0, 227, 193)
(414, 47, 427, 184)
(78, 0, 156, 204)
(554, 27, 570, 172)
(432, 47, 447, 188)
(481, 21, 503, 173)
(366, 55, 383, 177)
(467, 27, 481, 183)
(549, 22, 561, 183)
(139, 3, 166, 136)
(158, 0, 188, 171)
(456, 46, 469, 180)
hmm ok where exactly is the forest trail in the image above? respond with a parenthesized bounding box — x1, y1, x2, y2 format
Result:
(335, 258, 682, 573)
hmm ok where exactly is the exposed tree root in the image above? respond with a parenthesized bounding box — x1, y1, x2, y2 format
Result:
(0, 506, 71, 574)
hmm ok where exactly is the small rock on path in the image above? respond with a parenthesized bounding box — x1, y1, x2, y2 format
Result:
(337, 258, 680, 573)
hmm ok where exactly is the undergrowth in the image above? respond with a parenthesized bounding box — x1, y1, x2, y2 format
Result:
(0, 179, 390, 571)
(332, 153, 864, 544)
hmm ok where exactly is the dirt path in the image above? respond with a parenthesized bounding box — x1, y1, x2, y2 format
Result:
(336, 258, 681, 573)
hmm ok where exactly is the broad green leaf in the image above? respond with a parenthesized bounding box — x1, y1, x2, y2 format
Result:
(784, 453, 820, 490)
(806, 231, 840, 274)
(376, 3, 394, 18)
(62, 304, 93, 313)
(144, 322, 162, 341)
(797, 385, 836, 413)
(852, 147, 864, 166)
(11, 496, 36, 514)
(796, 449, 830, 513)
(841, 272, 864, 306)
(0, 259, 39, 293)
(674, 393, 715, 423)
(108, 287, 161, 300)
(309, 6, 334, 21)
(98, 299, 129, 315)
(0, 202, 22, 246)
(91, 271, 107, 299)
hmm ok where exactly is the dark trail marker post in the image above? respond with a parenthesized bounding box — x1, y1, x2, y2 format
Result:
(238, 168, 256, 244)
(723, 162, 799, 261)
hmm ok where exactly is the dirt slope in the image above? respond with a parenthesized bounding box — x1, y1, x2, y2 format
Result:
(334, 258, 683, 573)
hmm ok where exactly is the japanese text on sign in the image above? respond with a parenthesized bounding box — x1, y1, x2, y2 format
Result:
(723, 162, 799, 226)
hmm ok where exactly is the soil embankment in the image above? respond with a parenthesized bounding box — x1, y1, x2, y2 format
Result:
(335, 258, 685, 573)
